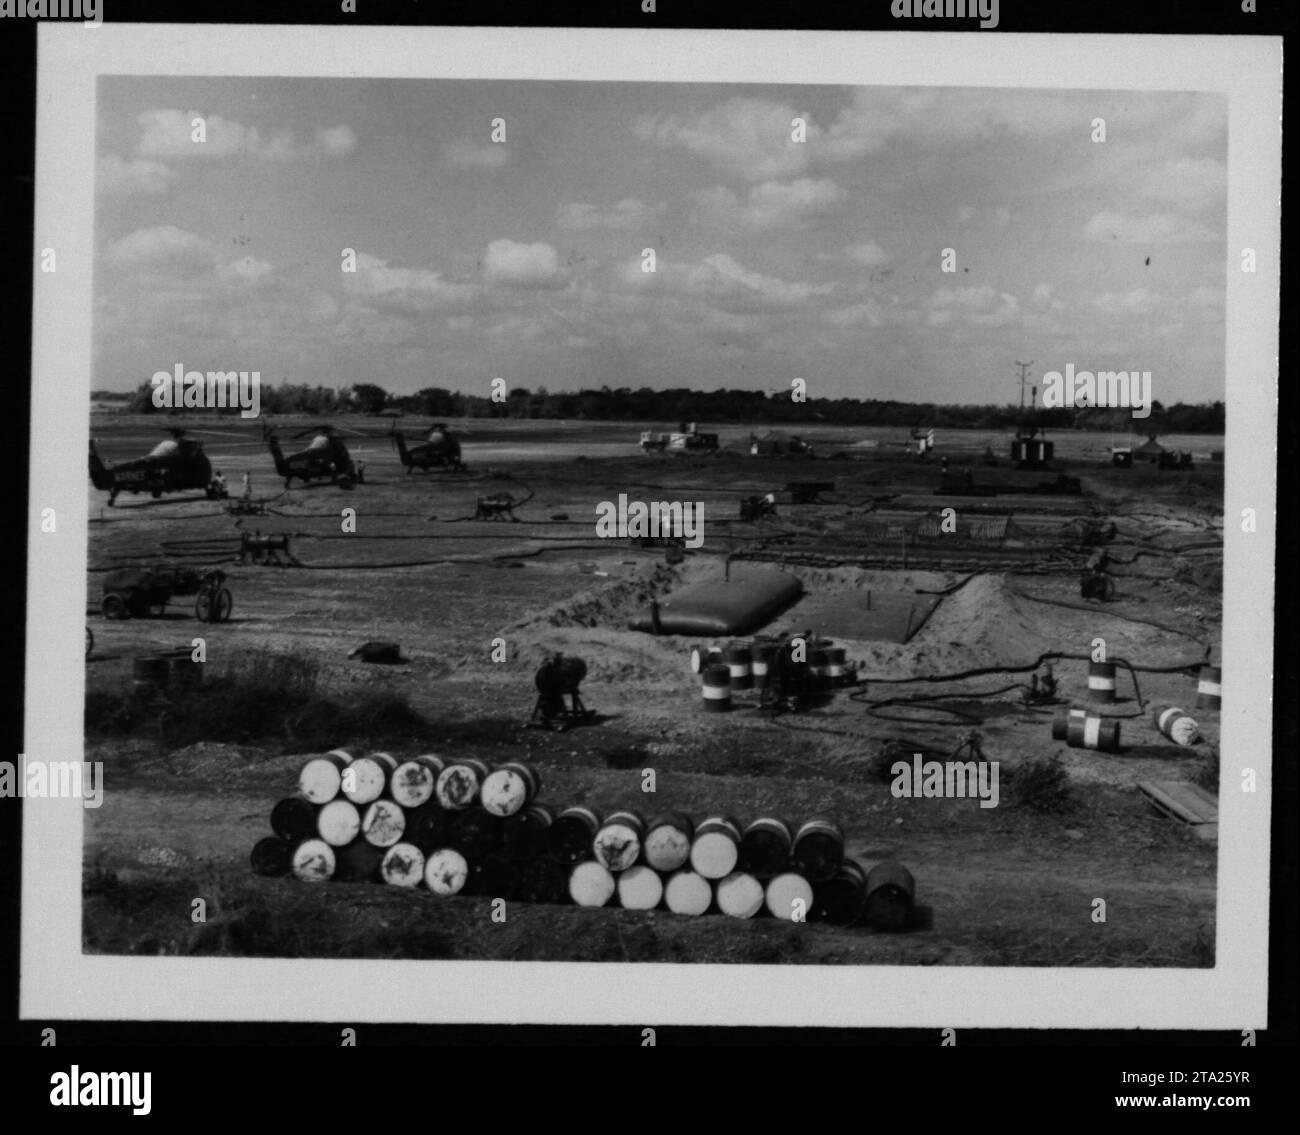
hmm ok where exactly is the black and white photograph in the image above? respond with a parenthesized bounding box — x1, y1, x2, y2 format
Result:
(20, 23, 1280, 1033)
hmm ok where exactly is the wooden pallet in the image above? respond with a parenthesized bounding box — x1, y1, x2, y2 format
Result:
(1138, 780, 1219, 843)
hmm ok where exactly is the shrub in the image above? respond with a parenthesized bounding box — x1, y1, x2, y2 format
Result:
(1009, 753, 1076, 814)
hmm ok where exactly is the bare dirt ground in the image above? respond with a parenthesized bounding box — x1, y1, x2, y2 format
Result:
(82, 415, 1224, 966)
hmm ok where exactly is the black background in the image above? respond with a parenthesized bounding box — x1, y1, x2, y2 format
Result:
(0, 0, 1294, 1109)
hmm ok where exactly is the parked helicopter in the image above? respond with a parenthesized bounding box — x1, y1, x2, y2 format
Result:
(265, 423, 365, 489)
(390, 420, 466, 472)
(89, 427, 226, 506)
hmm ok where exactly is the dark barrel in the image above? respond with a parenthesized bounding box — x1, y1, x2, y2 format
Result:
(449, 807, 503, 859)
(736, 817, 793, 878)
(725, 643, 753, 690)
(864, 860, 915, 931)
(501, 803, 555, 859)
(469, 855, 522, 900)
(643, 811, 695, 872)
(811, 859, 869, 925)
(404, 801, 454, 852)
(548, 805, 600, 864)
(250, 836, 293, 877)
(270, 797, 318, 842)
(334, 839, 385, 884)
(516, 856, 568, 904)
(131, 655, 170, 699)
(790, 817, 844, 882)
(1051, 706, 1087, 741)
(750, 641, 774, 690)
(159, 647, 204, 692)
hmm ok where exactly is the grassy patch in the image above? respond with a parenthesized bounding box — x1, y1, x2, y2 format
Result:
(1006, 753, 1077, 814)
(86, 648, 427, 752)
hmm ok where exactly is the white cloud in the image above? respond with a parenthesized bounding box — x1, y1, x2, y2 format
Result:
(483, 239, 564, 289)
(343, 251, 480, 312)
(107, 225, 218, 275)
(633, 97, 814, 182)
(1137, 157, 1226, 213)
(1083, 210, 1217, 244)
(845, 241, 890, 268)
(1089, 288, 1162, 316)
(442, 140, 511, 169)
(704, 177, 847, 228)
(98, 154, 175, 196)
(619, 252, 828, 314)
(927, 284, 1021, 328)
(217, 255, 275, 286)
(557, 199, 662, 230)
(135, 109, 357, 161)
(315, 125, 358, 157)
(822, 300, 885, 328)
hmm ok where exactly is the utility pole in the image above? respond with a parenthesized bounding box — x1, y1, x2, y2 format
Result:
(1015, 360, 1034, 412)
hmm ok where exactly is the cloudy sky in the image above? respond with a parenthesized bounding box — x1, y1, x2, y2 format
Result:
(93, 79, 1226, 405)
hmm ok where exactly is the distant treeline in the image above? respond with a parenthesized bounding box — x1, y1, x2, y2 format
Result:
(102, 381, 1227, 434)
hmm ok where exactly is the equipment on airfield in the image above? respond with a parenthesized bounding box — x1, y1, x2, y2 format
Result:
(739, 493, 777, 521)
(265, 423, 364, 489)
(391, 421, 466, 472)
(88, 428, 225, 506)
(100, 566, 232, 623)
(239, 530, 301, 565)
(758, 631, 817, 715)
(527, 652, 594, 731)
(474, 491, 522, 520)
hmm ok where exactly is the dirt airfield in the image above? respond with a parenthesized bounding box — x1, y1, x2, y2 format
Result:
(82, 416, 1223, 966)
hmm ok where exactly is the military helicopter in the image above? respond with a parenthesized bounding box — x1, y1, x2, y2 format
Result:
(390, 420, 466, 473)
(89, 427, 226, 506)
(265, 423, 365, 489)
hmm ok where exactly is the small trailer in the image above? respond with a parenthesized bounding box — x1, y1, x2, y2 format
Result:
(101, 566, 232, 623)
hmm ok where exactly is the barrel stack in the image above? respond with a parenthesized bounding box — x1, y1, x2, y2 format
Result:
(252, 749, 916, 930)
(691, 635, 860, 709)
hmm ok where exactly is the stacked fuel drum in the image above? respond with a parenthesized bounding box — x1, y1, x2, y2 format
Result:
(250, 750, 916, 930)
(692, 636, 857, 713)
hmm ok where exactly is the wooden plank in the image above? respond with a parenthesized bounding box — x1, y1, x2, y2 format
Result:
(1138, 781, 1219, 825)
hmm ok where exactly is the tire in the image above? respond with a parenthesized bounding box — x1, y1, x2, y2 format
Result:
(102, 593, 129, 620)
(214, 588, 233, 622)
(85, 626, 93, 658)
(195, 590, 213, 622)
